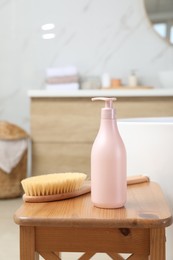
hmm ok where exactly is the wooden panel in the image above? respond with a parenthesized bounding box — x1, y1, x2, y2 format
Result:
(35, 227, 150, 255)
(116, 97, 173, 119)
(32, 142, 91, 176)
(30, 98, 100, 143)
(150, 228, 166, 260)
(30, 97, 173, 143)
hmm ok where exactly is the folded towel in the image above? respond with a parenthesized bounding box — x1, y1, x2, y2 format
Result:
(0, 139, 28, 174)
(46, 66, 78, 77)
(46, 75, 79, 84)
(46, 83, 80, 91)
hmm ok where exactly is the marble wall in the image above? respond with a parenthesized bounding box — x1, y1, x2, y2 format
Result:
(0, 0, 173, 131)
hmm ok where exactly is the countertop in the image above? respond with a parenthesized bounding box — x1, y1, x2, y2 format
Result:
(28, 88, 173, 98)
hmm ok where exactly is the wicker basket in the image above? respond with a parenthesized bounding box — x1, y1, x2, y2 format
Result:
(0, 121, 29, 199)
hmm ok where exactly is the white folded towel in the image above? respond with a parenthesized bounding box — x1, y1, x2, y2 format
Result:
(46, 66, 78, 77)
(0, 139, 28, 174)
(46, 83, 80, 91)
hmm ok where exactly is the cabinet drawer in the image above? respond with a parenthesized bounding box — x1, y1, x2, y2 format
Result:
(32, 142, 92, 177)
(30, 97, 173, 143)
(30, 98, 101, 143)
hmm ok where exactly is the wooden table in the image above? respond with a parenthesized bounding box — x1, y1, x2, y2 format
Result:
(14, 181, 172, 260)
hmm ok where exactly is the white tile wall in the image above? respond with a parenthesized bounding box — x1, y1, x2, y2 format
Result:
(0, 0, 173, 131)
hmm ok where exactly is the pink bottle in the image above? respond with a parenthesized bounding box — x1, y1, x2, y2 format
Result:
(91, 97, 127, 208)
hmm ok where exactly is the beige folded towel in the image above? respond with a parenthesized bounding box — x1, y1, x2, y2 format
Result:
(46, 75, 79, 84)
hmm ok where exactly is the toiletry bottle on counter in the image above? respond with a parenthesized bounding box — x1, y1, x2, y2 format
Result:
(101, 73, 111, 88)
(91, 97, 126, 208)
(128, 70, 137, 87)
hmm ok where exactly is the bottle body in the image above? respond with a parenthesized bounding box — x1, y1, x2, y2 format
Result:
(91, 118, 126, 208)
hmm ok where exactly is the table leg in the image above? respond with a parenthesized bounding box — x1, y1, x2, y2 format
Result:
(35, 252, 40, 260)
(78, 252, 96, 259)
(126, 255, 149, 259)
(150, 228, 166, 260)
(20, 226, 37, 260)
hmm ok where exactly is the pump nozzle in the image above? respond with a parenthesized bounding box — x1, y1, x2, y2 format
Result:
(91, 97, 116, 108)
(92, 97, 117, 119)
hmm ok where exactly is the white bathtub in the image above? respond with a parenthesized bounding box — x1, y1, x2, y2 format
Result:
(118, 117, 173, 188)
(118, 117, 173, 260)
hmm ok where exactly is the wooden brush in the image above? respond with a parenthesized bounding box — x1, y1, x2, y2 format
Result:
(22, 172, 90, 203)
(22, 173, 149, 203)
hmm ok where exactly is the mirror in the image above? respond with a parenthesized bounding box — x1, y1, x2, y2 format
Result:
(144, 0, 173, 45)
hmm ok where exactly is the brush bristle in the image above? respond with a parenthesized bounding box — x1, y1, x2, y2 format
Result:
(21, 172, 87, 196)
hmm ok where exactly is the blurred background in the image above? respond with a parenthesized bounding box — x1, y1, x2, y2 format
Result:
(0, 0, 173, 131)
(0, 0, 173, 259)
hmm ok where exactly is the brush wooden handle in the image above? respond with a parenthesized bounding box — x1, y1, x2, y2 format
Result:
(127, 175, 150, 185)
(23, 175, 149, 203)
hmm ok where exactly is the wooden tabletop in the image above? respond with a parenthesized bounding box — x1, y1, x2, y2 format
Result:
(14, 181, 172, 229)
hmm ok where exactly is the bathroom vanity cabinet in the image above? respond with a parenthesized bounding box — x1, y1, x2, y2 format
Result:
(29, 89, 173, 176)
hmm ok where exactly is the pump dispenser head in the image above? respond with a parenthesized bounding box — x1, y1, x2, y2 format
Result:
(92, 97, 117, 119)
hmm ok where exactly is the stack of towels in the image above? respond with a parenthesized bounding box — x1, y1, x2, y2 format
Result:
(45, 66, 80, 91)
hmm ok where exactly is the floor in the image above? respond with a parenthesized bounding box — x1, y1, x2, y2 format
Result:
(0, 197, 115, 260)
(0, 197, 21, 260)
